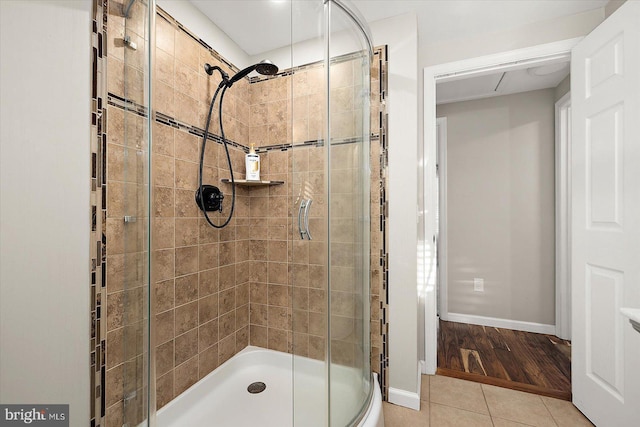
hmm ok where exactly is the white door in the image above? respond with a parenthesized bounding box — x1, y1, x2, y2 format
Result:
(571, 2, 640, 426)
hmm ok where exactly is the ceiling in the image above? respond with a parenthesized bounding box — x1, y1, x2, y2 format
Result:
(436, 60, 570, 105)
(188, 0, 608, 57)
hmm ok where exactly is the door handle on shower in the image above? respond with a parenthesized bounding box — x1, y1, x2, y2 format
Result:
(298, 199, 312, 240)
(298, 199, 308, 239)
(304, 199, 312, 240)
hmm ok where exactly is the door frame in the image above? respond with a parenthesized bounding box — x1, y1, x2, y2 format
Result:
(423, 37, 582, 373)
(436, 117, 448, 318)
(555, 92, 572, 340)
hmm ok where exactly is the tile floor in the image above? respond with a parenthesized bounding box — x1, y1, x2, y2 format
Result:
(383, 375, 594, 427)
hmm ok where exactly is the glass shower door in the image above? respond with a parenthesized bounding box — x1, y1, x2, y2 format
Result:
(291, 1, 329, 425)
(326, 1, 372, 425)
(291, 0, 372, 425)
(120, 0, 152, 426)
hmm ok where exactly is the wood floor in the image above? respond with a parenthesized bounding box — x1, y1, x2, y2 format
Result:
(437, 320, 572, 400)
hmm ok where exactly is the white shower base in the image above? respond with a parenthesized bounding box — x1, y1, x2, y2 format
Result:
(157, 346, 383, 427)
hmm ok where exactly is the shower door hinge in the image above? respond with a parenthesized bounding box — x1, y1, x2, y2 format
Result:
(124, 215, 137, 223)
(123, 35, 137, 50)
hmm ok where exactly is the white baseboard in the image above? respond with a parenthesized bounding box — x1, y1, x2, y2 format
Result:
(445, 312, 556, 335)
(388, 387, 421, 411)
(387, 362, 423, 410)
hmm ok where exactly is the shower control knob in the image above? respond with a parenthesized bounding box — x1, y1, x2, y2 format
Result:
(195, 185, 224, 212)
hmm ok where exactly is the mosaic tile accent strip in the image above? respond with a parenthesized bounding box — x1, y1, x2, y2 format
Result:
(108, 76, 366, 156)
(90, 1, 107, 426)
(370, 46, 389, 400)
(157, 7, 241, 77)
(108, 93, 337, 154)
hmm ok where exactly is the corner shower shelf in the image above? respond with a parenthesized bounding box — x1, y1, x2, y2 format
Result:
(221, 179, 284, 187)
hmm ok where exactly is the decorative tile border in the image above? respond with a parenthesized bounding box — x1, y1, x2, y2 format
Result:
(372, 46, 390, 400)
(157, 5, 366, 88)
(157, 7, 241, 77)
(107, 92, 330, 154)
(90, 1, 107, 426)
(108, 77, 366, 157)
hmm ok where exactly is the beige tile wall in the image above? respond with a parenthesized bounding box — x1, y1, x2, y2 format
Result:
(106, 6, 255, 424)
(246, 60, 330, 359)
(247, 51, 384, 372)
(246, 145, 331, 360)
(246, 148, 294, 353)
(105, 4, 388, 423)
(150, 11, 255, 411)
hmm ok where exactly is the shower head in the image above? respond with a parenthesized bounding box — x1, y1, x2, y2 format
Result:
(255, 60, 279, 76)
(226, 60, 279, 87)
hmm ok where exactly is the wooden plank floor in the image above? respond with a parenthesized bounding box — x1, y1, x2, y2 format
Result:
(437, 320, 572, 400)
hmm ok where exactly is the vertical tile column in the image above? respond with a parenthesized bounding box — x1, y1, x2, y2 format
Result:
(370, 46, 389, 399)
(90, 1, 107, 426)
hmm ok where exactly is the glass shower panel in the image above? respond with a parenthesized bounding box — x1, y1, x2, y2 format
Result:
(121, 0, 152, 426)
(291, 1, 372, 425)
(291, 1, 329, 426)
(327, 1, 371, 425)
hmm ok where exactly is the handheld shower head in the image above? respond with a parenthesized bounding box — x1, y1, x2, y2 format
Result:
(226, 59, 279, 87)
(255, 60, 279, 76)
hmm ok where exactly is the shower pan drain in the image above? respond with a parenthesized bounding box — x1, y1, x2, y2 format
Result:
(247, 382, 266, 394)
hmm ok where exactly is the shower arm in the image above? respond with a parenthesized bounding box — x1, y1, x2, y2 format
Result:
(204, 64, 230, 87)
(204, 64, 245, 89)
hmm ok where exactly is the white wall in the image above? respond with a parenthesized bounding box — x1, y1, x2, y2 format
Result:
(421, 8, 604, 67)
(437, 89, 556, 326)
(369, 13, 420, 405)
(157, 0, 251, 69)
(0, 1, 91, 425)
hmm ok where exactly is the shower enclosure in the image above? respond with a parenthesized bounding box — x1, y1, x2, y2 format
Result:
(105, 0, 376, 425)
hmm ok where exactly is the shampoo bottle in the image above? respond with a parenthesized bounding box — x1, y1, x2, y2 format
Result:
(245, 144, 260, 181)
